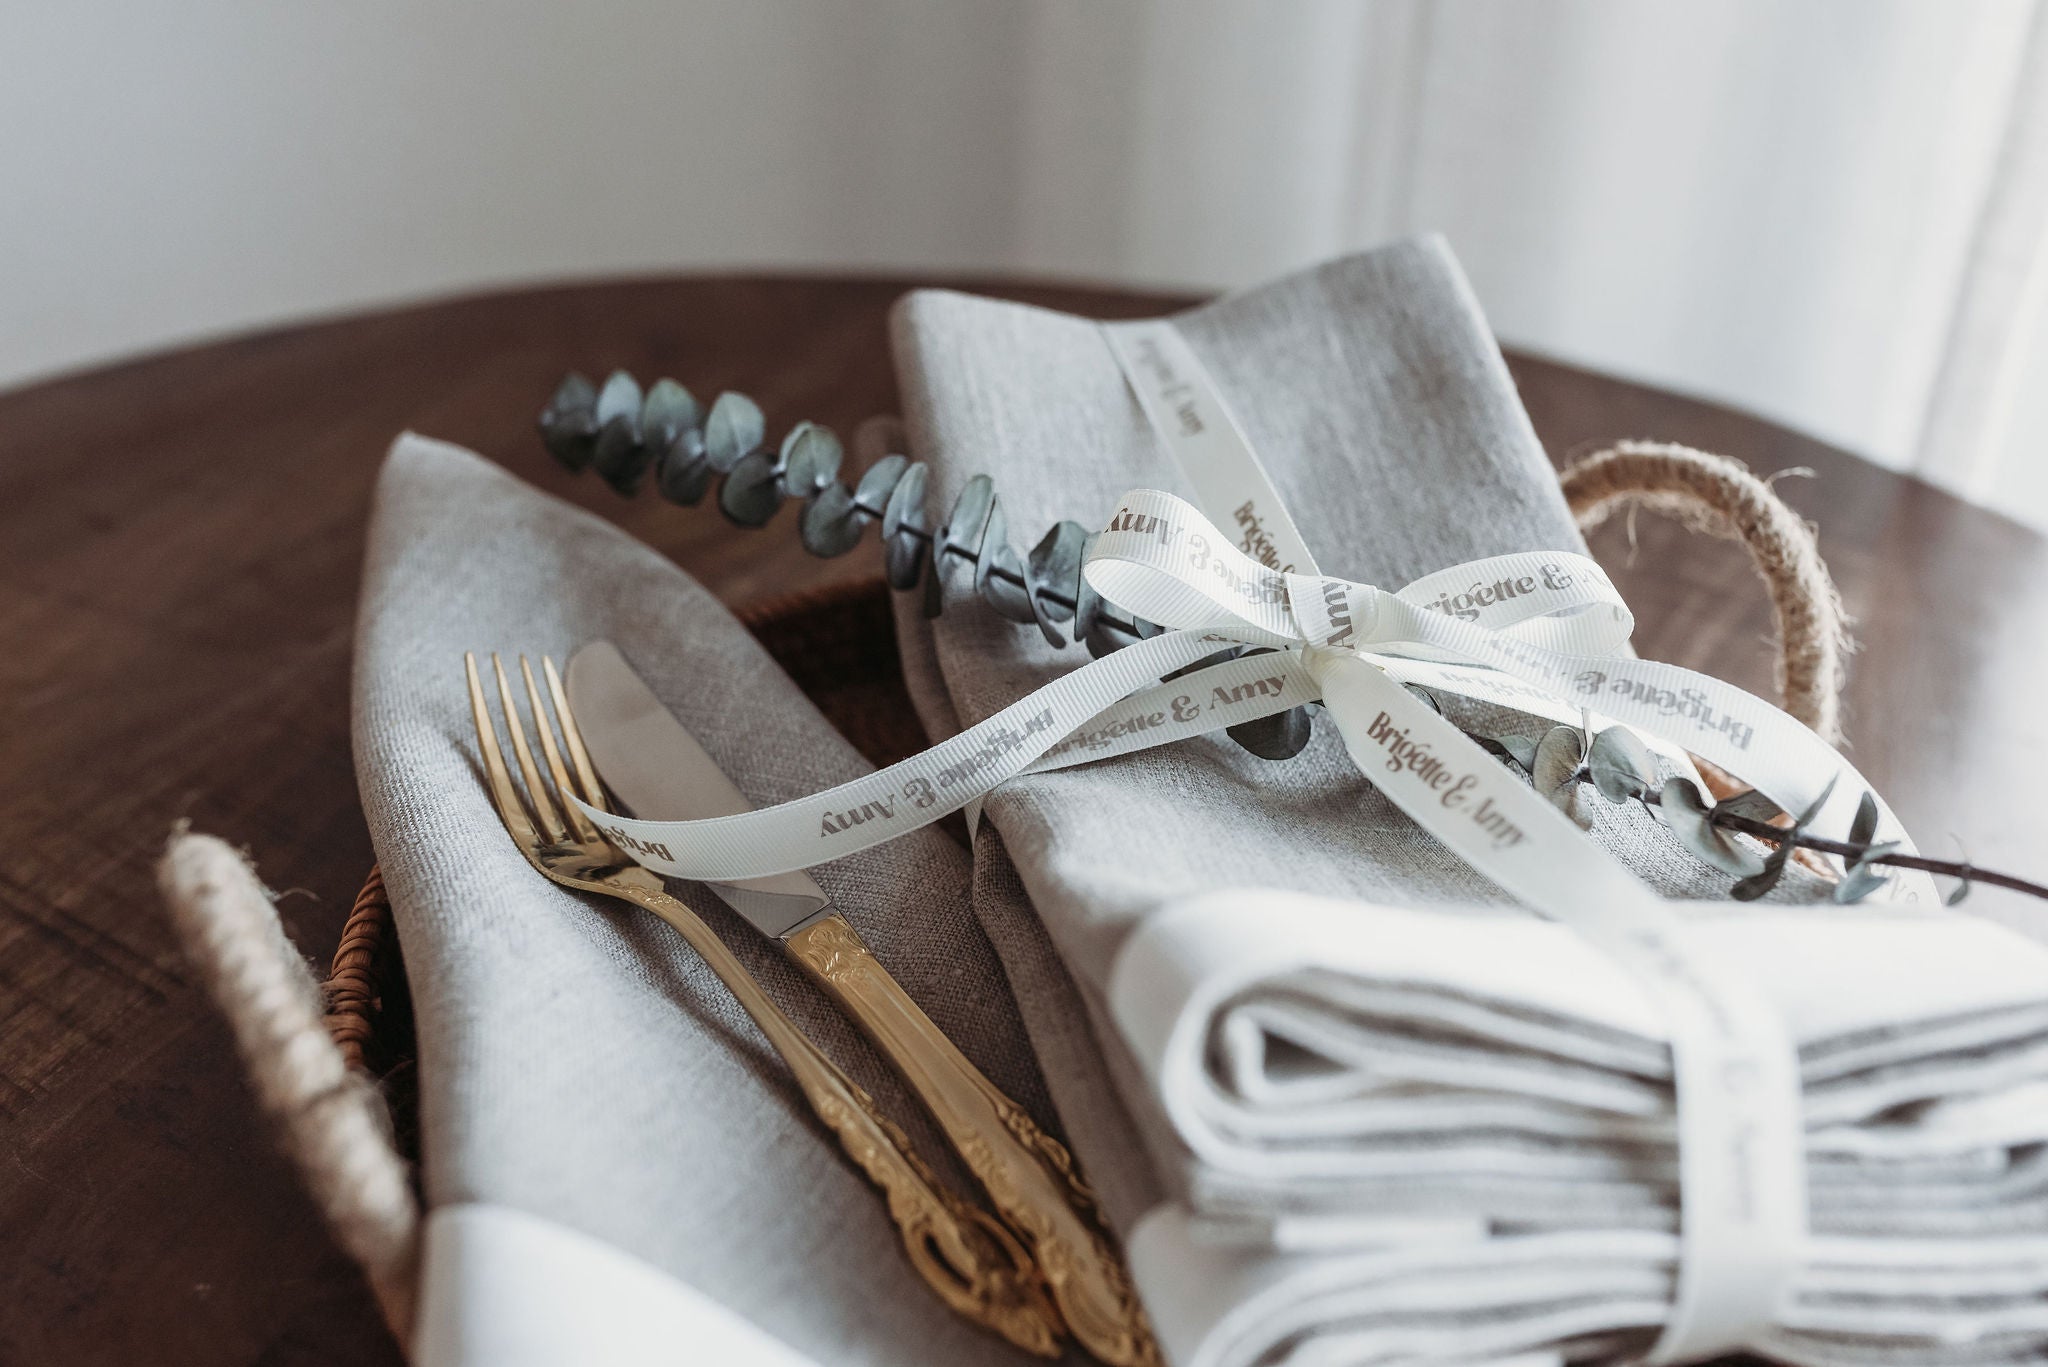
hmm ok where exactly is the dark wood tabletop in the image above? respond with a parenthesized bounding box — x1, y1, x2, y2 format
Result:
(2, 275, 2042, 1365)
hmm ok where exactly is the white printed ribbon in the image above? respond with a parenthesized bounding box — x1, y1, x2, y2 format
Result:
(579, 318, 1936, 1363)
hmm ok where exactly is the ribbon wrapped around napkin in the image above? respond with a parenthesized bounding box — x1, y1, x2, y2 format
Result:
(353, 435, 1060, 1366)
(1115, 890, 2048, 1367)
(875, 240, 2048, 1366)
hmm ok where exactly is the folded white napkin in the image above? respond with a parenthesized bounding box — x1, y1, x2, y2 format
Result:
(1116, 890, 2048, 1367)
(887, 240, 2048, 1366)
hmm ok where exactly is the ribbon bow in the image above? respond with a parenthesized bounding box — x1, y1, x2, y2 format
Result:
(1084, 487, 1926, 887)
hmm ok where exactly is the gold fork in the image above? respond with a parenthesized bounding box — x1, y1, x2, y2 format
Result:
(466, 651, 1062, 1356)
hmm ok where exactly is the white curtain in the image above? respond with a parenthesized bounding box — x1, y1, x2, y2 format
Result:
(7, 0, 2045, 526)
(1003, 0, 2048, 525)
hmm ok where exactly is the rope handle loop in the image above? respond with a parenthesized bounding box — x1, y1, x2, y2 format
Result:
(1560, 440, 1849, 742)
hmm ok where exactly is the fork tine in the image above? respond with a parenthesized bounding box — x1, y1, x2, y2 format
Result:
(544, 655, 608, 809)
(492, 653, 569, 844)
(522, 655, 602, 843)
(467, 652, 542, 849)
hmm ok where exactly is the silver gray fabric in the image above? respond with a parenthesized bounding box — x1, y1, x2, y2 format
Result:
(353, 434, 1058, 1366)
(887, 237, 1832, 1237)
(885, 239, 2048, 1365)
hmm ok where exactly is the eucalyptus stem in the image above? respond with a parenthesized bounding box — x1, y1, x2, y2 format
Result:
(845, 490, 1142, 637)
(1637, 788, 2048, 902)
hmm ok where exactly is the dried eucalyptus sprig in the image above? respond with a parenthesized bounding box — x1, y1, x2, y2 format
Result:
(538, 369, 1316, 759)
(540, 371, 2046, 906)
(1457, 700, 2048, 906)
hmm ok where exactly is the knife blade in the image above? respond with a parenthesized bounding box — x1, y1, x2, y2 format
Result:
(565, 640, 831, 938)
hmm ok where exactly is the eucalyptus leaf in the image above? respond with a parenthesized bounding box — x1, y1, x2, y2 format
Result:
(594, 370, 642, 433)
(942, 475, 996, 564)
(718, 447, 783, 527)
(854, 453, 909, 514)
(1587, 727, 1656, 804)
(1731, 776, 1833, 901)
(1027, 521, 1086, 624)
(975, 498, 1008, 599)
(590, 415, 650, 496)
(703, 391, 764, 472)
(883, 499, 925, 591)
(1403, 685, 1443, 715)
(1024, 521, 1085, 647)
(1833, 869, 1889, 903)
(1730, 841, 1794, 901)
(640, 379, 700, 456)
(1792, 775, 1838, 829)
(799, 482, 865, 557)
(1660, 776, 1765, 877)
(980, 539, 1036, 625)
(1947, 877, 1972, 906)
(539, 372, 600, 470)
(1714, 788, 1786, 825)
(654, 430, 712, 505)
(1532, 725, 1590, 829)
(1471, 736, 1518, 771)
(1499, 735, 1541, 771)
(881, 461, 927, 545)
(1531, 725, 1583, 796)
(778, 421, 842, 498)
(1229, 706, 1315, 761)
(1848, 790, 1880, 849)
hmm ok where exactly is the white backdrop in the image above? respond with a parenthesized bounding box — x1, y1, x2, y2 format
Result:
(5, 0, 2044, 526)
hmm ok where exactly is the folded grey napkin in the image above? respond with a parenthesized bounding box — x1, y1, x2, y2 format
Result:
(353, 434, 1060, 1365)
(886, 239, 2048, 1366)
(888, 237, 1798, 1228)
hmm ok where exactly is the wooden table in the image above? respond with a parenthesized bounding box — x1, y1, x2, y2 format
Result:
(2, 276, 2042, 1365)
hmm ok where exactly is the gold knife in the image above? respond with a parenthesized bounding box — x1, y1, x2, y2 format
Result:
(566, 640, 1157, 1367)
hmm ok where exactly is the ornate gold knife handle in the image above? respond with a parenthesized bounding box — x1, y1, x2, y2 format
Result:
(788, 913, 1161, 1367)
(625, 889, 1063, 1357)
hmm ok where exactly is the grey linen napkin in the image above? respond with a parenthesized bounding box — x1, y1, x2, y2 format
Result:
(353, 434, 1059, 1365)
(884, 240, 2048, 1365)
(887, 237, 1809, 1230)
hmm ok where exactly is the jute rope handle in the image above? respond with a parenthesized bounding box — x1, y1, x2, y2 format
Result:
(159, 440, 1845, 1350)
(157, 832, 420, 1340)
(1559, 439, 1848, 744)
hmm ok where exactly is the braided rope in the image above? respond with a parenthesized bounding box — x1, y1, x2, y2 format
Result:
(157, 832, 419, 1340)
(1560, 440, 1849, 743)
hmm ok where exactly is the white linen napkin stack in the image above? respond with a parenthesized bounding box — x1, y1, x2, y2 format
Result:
(1114, 891, 2048, 1367)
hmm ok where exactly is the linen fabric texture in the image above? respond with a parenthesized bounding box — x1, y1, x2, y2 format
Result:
(354, 434, 1059, 1366)
(887, 239, 2048, 1367)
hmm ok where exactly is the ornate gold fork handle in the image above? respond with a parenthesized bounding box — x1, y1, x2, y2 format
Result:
(787, 913, 1160, 1367)
(618, 887, 1063, 1358)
